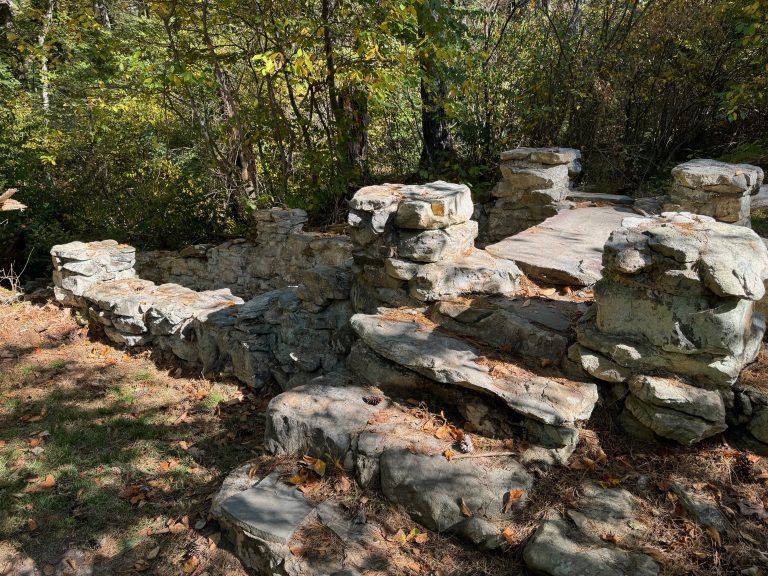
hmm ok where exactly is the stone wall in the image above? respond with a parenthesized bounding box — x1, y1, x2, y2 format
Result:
(135, 208, 353, 300)
(664, 159, 764, 227)
(51, 210, 355, 390)
(569, 212, 768, 451)
(480, 147, 581, 243)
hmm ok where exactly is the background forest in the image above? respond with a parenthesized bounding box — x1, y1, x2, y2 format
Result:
(1, 0, 767, 274)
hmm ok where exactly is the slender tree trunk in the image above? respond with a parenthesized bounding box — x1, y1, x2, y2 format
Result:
(93, 0, 110, 28)
(322, 0, 369, 189)
(201, 0, 259, 209)
(37, 0, 54, 113)
(417, 1, 454, 171)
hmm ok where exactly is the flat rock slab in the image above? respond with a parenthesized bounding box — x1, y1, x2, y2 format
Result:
(565, 190, 634, 204)
(486, 206, 635, 285)
(672, 159, 763, 194)
(524, 518, 659, 576)
(350, 312, 598, 425)
(523, 483, 659, 576)
(380, 448, 533, 532)
(218, 472, 314, 544)
(410, 248, 523, 301)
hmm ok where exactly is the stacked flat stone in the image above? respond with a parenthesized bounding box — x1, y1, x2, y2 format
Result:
(665, 159, 764, 226)
(136, 208, 353, 300)
(347, 181, 523, 311)
(569, 212, 768, 446)
(52, 240, 354, 391)
(485, 147, 581, 242)
(51, 240, 136, 307)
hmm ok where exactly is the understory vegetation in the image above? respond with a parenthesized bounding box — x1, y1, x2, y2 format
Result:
(1, 0, 768, 272)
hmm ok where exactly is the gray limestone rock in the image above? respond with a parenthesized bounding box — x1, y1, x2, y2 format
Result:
(379, 448, 532, 532)
(486, 206, 635, 286)
(351, 312, 598, 425)
(524, 518, 659, 576)
(624, 395, 726, 445)
(499, 162, 569, 192)
(396, 220, 477, 263)
(264, 374, 383, 468)
(670, 482, 729, 534)
(671, 159, 763, 194)
(410, 249, 523, 301)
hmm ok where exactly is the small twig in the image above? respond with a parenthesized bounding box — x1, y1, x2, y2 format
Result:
(450, 450, 517, 460)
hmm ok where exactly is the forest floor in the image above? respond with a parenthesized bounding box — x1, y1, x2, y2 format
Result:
(1, 294, 768, 576)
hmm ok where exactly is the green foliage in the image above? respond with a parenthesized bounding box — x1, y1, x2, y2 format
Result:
(1, 0, 767, 277)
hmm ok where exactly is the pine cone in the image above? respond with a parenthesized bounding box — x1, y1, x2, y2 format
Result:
(363, 395, 383, 406)
(458, 433, 475, 454)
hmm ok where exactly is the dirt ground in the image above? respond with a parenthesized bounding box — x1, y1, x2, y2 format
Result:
(1, 294, 768, 576)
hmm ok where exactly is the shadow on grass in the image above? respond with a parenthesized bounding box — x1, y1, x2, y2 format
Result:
(0, 325, 265, 575)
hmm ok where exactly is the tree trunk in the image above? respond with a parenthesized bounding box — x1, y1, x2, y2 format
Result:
(322, 0, 369, 189)
(201, 0, 259, 216)
(417, 1, 454, 172)
(37, 0, 54, 113)
(93, 0, 111, 28)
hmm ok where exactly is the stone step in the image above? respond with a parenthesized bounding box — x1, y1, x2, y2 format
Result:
(565, 190, 634, 204)
(485, 205, 635, 285)
(523, 482, 660, 576)
(350, 311, 598, 427)
(212, 466, 389, 575)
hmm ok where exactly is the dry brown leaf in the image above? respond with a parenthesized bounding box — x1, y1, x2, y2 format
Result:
(289, 545, 305, 557)
(443, 449, 455, 461)
(459, 498, 473, 517)
(29, 437, 42, 448)
(23, 474, 55, 493)
(181, 556, 199, 573)
(640, 546, 666, 562)
(146, 547, 160, 560)
(539, 288, 557, 296)
(27, 518, 38, 531)
(501, 526, 515, 545)
(179, 441, 189, 450)
(286, 469, 310, 485)
(334, 475, 351, 493)
(158, 459, 177, 472)
(434, 425, 452, 441)
(169, 522, 186, 534)
(601, 532, 620, 544)
(414, 532, 429, 544)
(312, 459, 326, 477)
(388, 528, 407, 544)
(503, 489, 525, 513)
(706, 526, 722, 547)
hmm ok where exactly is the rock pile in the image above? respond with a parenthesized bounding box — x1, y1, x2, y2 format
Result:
(570, 212, 768, 445)
(51, 238, 354, 390)
(665, 159, 764, 227)
(51, 240, 136, 306)
(484, 147, 581, 242)
(346, 181, 523, 311)
(136, 208, 353, 299)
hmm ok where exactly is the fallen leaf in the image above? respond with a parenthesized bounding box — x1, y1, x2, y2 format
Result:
(169, 522, 186, 534)
(334, 475, 351, 493)
(158, 459, 178, 472)
(503, 489, 525, 513)
(289, 545, 305, 557)
(27, 518, 38, 531)
(640, 545, 666, 562)
(601, 532, 620, 544)
(179, 441, 189, 450)
(29, 437, 43, 448)
(414, 532, 429, 544)
(312, 459, 326, 477)
(443, 449, 455, 461)
(286, 469, 309, 485)
(146, 547, 160, 560)
(459, 498, 473, 517)
(539, 287, 557, 296)
(182, 556, 199, 573)
(23, 474, 55, 493)
(388, 528, 407, 544)
(706, 526, 722, 547)
(501, 526, 515, 545)
(434, 424, 452, 441)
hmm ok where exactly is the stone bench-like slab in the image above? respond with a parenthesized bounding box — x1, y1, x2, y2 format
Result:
(485, 205, 635, 286)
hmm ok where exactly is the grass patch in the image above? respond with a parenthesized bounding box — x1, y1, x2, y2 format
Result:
(0, 299, 261, 574)
(752, 208, 768, 237)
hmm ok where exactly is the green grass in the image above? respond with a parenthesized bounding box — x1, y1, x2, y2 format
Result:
(134, 371, 152, 381)
(752, 208, 768, 237)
